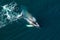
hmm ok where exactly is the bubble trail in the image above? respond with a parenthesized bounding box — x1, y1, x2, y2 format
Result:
(0, 2, 20, 28)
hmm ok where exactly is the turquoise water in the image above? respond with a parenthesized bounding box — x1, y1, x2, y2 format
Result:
(0, 0, 60, 40)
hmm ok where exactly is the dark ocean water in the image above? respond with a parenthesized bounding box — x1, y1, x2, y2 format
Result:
(0, 0, 60, 40)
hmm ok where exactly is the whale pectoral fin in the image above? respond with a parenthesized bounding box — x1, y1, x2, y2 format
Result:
(26, 24, 34, 27)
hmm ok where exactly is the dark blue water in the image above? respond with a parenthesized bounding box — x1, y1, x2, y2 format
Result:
(0, 0, 60, 40)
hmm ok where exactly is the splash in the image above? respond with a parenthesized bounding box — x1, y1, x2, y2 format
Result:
(0, 2, 21, 28)
(0, 2, 40, 28)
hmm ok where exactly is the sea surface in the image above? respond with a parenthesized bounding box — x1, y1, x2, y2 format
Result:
(0, 0, 60, 40)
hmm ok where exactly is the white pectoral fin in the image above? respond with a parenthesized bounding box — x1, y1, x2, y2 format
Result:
(26, 24, 34, 27)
